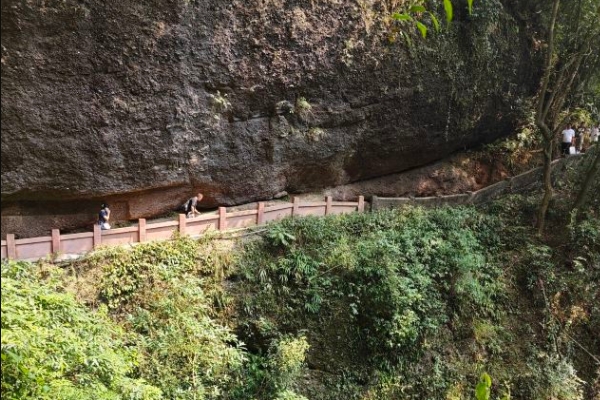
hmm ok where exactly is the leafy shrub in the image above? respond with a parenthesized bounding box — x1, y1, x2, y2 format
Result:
(235, 206, 506, 383)
(1, 261, 161, 400)
(92, 237, 246, 400)
(226, 335, 309, 400)
(270, 336, 310, 391)
(569, 215, 600, 255)
(98, 235, 198, 310)
(294, 97, 312, 117)
(127, 276, 245, 400)
(518, 357, 586, 400)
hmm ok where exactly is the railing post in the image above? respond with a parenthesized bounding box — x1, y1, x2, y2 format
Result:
(292, 196, 300, 217)
(138, 218, 147, 242)
(466, 191, 475, 204)
(179, 214, 187, 235)
(325, 196, 332, 215)
(218, 207, 227, 231)
(93, 224, 101, 249)
(358, 196, 365, 212)
(51, 229, 61, 254)
(7, 234, 16, 260)
(257, 202, 265, 225)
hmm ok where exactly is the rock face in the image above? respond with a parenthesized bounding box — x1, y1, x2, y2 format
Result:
(1, 0, 542, 237)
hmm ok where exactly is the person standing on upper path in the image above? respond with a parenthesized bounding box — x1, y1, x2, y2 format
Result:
(591, 125, 599, 144)
(98, 203, 111, 230)
(561, 125, 576, 156)
(184, 193, 204, 218)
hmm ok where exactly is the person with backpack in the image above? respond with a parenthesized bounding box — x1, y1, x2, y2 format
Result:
(183, 193, 204, 218)
(98, 203, 111, 230)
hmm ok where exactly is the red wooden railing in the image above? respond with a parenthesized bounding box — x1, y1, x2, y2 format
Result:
(1, 196, 365, 262)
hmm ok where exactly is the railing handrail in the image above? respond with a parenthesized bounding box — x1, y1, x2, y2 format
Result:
(1, 196, 365, 262)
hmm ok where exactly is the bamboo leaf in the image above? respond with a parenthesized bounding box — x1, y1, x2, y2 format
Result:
(416, 21, 428, 38)
(409, 5, 426, 13)
(468, 0, 474, 15)
(443, 0, 453, 24)
(392, 12, 412, 21)
(401, 31, 413, 47)
(429, 12, 440, 32)
(475, 373, 492, 400)
(475, 383, 490, 400)
(481, 372, 492, 387)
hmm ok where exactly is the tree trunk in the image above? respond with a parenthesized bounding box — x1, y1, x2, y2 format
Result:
(534, 0, 560, 235)
(572, 148, 600, 211)
(537, 138, 555, 234)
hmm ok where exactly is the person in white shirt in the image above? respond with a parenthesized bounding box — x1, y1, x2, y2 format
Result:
(561, 125, 575, 156)
(591, 125, 599, 143)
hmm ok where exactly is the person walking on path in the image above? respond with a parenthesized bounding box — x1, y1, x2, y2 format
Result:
(184, 193, 204, 218)
(591, 125, 599, 144)
(561, 125, 576, 156)
(98, 203, 111, 230)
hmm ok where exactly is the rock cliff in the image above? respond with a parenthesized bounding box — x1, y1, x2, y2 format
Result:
(1, 0, 542, 237)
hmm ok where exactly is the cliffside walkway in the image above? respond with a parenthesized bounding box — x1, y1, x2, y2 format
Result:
(1, 196, 365, 262)
(0, 154, 586, 262)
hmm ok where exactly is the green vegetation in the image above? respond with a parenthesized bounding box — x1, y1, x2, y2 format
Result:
(237, 206, 503, 361)
(534, 0, 600, 233)
(2, 1, 598, 398)
(1, 262, 161, 400)
(294, 97, 312, 117)
(305, 127, 327, 142)
(94, 238, 245, 400)
(391, 0, 477, 39)
(233, 206, 510, 399)
(2, 157, 599, 399)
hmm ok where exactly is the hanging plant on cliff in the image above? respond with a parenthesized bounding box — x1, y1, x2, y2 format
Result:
(390, 0, 475, 39)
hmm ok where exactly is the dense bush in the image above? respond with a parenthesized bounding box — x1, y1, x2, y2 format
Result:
(88, 235, 309, 400)
(1, 261, 161, 400)
(3, 196, 597, 400)
(92, 237, 246, 400)
(226, 335, 310, 400)
(483, 192, 600, 400)
(234, 206, 506, 396)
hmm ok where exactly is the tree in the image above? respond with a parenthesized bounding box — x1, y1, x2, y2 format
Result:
(572, 145, 600, 211)
(394, 0, 598, 231)
(534, 0, 600, 233)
